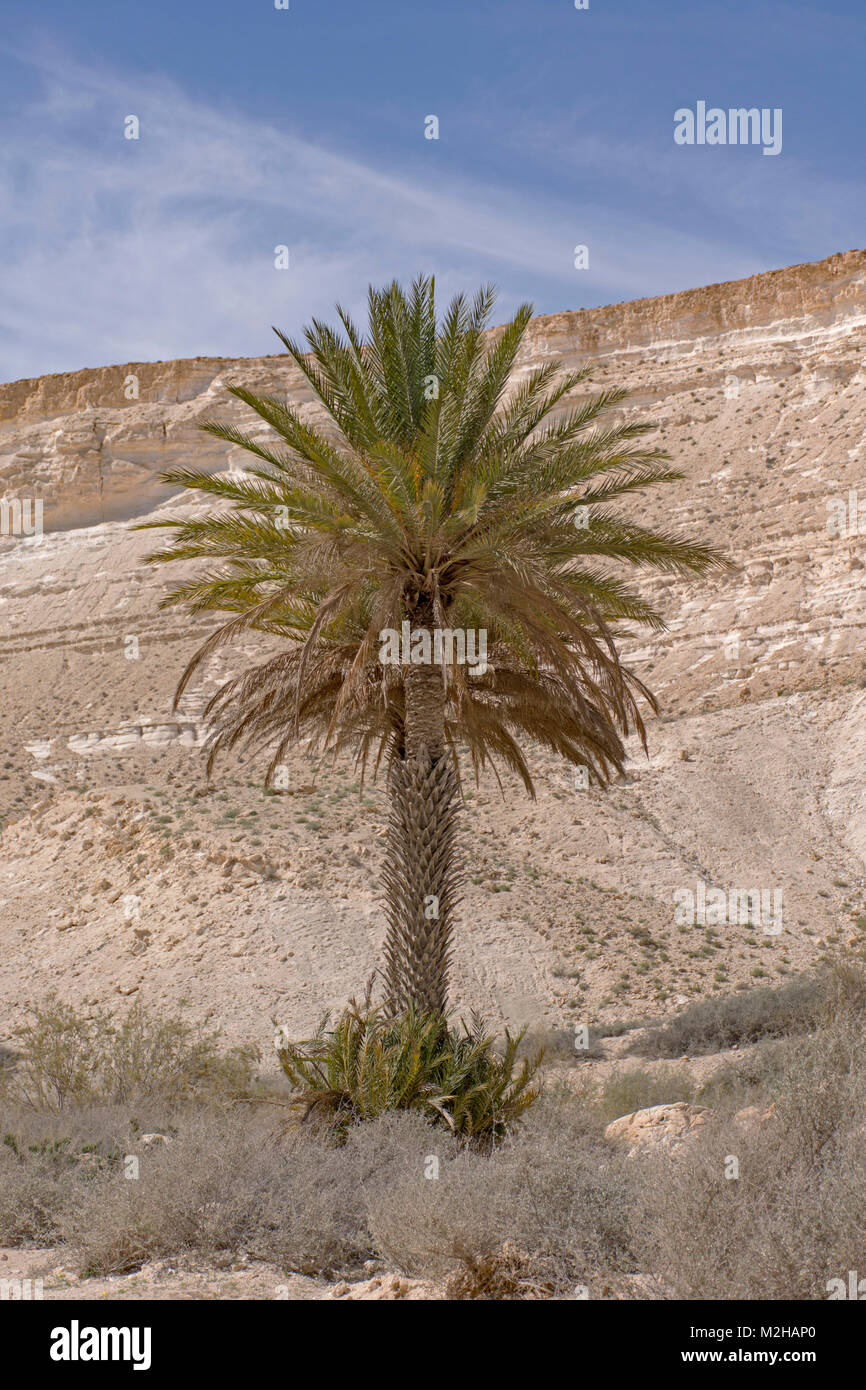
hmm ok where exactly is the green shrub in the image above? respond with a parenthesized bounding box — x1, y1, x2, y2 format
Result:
(275, 1003, 542, 1148)
(594, 1065, 696, 1121)
(0, 999, 260, 1111)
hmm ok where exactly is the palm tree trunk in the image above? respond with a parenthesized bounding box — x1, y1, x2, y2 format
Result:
(381, 603, 461, 1014)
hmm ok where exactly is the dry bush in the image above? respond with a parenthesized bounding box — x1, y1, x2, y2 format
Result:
(61, 1111, 346, 1277)
(248, 1111, 444, 1275)
(368, 1098, 637, 1295)
(58, 1112, 266, 1275)
(762, 1015, 866, 1162)
(0, 1099, 447, 1278)
(444, 1241, 554, 1300)
(593, 1065, 696, 1121)
(3, 975, 865, 1299)
(60, 1108, 443, 1279)
(0, 1143, 80, 1244)
(517, 1026, 606, 1062)
(0, 1104, 148, 1244)
(569, 1059, 764, 1127)
(632, 1013, 866, 1299)
(688, 1053, 775, 1113)
(631, 960, 866, 1059)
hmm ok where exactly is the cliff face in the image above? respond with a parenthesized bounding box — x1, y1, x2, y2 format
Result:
(2, 249, 864, 533)
(1, 251, 865, 1040)
(2, 248, 865, 708)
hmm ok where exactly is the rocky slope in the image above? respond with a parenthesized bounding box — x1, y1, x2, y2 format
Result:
(1, 250, 865, 1048)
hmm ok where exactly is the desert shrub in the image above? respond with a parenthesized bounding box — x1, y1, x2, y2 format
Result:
(630, 961, 866, 1058)
(635, 1121, 866, 1300)
(276, 1003, 542, 1147)
(57, 1109, 340, 1276)
(817, 955, 866, 1016)
(582, 1053, 778, 1124)
(594, 1065, 696, 1121)
(762, 1014, 866, 1162)
(243, 1111, 445, 1276)
(63, 1108, 445, 1279)
(634, 1118, 811, 1299)
(368, 1098, 637, 1295)
(0, 999, 260, 1111)
(0, 1105, 136, 1244)
(517, 1025, 606, 1062)
(634, 1013, 866, 1298)
(0, 1095, 448, 1276)
(444, 1241, 555, 1300)
(0, 1081, 632, 1293)
(4, 1086, 632, 1290)
(7, 981, 866, 1298)
(689, 1056, 771, 1112)
(0, 1140, 84, 1244)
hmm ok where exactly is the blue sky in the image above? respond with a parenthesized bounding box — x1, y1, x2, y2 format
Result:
(0, 0, 863, 382)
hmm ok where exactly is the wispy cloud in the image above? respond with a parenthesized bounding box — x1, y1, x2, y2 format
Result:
(0, 42, 860, 383)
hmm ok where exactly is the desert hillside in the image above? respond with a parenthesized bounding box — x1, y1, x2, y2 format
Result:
(1, 249, 865, 1049)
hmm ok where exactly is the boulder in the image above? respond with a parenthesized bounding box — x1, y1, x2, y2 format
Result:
(330, 1274, 432, 1300)
(604, 1101, 710, 1157)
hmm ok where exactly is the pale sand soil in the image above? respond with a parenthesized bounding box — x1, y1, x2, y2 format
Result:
(0, 1246, 643, 1302)
(0, 687, 862, 1059)
(0, 1245, 326, 1300)
(1, 1245, 444, 1301)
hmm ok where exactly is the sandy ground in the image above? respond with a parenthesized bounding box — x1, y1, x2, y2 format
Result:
(0, 685, 863, 1055)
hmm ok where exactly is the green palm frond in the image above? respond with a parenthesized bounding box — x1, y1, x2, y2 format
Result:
(275, 1000, 542, 1148)
(136, 276, 729, 785)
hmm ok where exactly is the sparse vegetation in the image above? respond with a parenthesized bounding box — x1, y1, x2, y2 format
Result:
(0, 999, 260, 1112)
(593, 1065, 696, 1121)
(628, 961, 866, 1058)
(635, 1011, 866, 1298)
(0, 971, 863, 1297)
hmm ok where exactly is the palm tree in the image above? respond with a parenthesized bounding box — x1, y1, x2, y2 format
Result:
(139, 277, 724, 1016)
